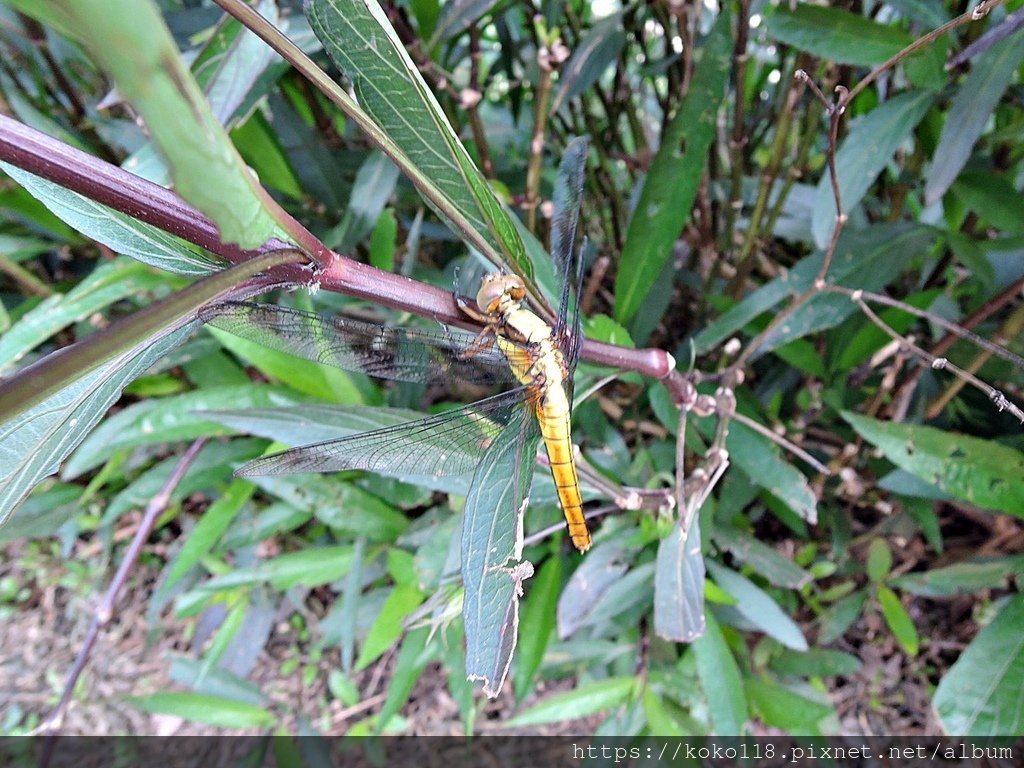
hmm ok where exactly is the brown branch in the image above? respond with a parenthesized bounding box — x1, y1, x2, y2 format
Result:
(39, 438, 207, 752)
(846, 0, 1009, 104)
(848, 290, 1024, 423)
(0, 118, 673, 383)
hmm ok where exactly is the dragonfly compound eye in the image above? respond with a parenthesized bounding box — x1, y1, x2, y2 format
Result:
(476, 274, 526, 313)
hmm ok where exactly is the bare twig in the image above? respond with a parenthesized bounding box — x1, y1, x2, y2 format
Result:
(722, 0, 751, 256)
(38, 439, 207, 751)
(825, 285, 1024, 371)
(524, 19, 562, 232)
(730, 411, 832, 475)
(925, 302, 1024, 418)
(0, 253, 53, 297)
(465, 24, 494, 179)
(849, 291, 1024, 423)
(846, 0, 1009, 103)
(947, 6, 1024, 68)
(522, 505, 622, 549)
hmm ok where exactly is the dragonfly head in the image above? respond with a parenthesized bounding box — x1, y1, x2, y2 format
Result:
(476, 273, 526, 315)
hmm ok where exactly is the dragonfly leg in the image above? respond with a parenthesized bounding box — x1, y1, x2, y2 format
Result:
(459, 324, 499, 360)
(455, 290, 490, 326)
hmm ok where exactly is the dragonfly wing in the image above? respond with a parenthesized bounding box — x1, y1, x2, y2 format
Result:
(550, 137, 588, 373)
(202, 301, 518, 387)
(236, 388, 528, 479)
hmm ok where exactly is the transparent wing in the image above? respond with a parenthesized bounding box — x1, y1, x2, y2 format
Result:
(550, 136, 588, 374)
(236, 388, 529, 478)
(201, 301, 520, 387)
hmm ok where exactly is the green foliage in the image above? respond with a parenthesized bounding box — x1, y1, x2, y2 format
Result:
(0, 0, 1022, 739)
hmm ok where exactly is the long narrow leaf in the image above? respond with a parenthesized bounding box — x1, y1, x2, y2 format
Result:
(811, 90, 934, 248)
(654, 516, 706, 642)
(462, 413, 540, 698)
(924, 33, 1024, 204)
(0, 251, 302, 525)
(306, 0, 527, 277)
(844, 413, 1024, 518)
(614, 12, 731, 325)
(1, 162, 220, 275)
(19, 0, 288, 248)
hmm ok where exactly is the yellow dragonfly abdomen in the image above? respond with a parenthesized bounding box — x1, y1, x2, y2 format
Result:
(490, 295, 592, 553)
(535, 384, 590, 553)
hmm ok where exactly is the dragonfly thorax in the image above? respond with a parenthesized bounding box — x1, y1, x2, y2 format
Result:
(476, 273, 527, 318)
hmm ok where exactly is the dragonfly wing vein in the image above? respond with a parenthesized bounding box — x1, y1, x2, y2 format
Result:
(236, 388, 529, 479)
(204, 301, 520, 386)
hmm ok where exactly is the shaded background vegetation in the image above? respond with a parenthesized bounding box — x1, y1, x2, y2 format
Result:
(0, 0, 1023, 736)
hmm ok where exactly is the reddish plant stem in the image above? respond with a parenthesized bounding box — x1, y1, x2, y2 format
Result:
(0, 115, 675, 380)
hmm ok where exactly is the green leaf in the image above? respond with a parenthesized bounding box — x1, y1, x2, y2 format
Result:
(375, 626, 434, 731)
(220, 501, 312, 550)
(951, 170, 1024, 236)
(925, 33, 1024, 205)
(772, 338, 825, 378)
(513, 555, 561, 701)
(614, 12, 731, 324)
(169, 657, 267, 706)
(0, 483, 81, 544)
(333, 151, 401, 251)
(0, 163, 221, 275)
(696, 223, 937, 354)
(866, 538, 893, 583)
(0, 250, 298, 438)
(713, 526, 812, 589)
(130, 692, 274, 729)
(726, 422, 817, 523)
(34, 0, 286, 248)
(429, 0, 500, 46)
(0, 258, 166, 371)
(162, 480, 254, 590)
(641, 688, 690, 736)
(101, 440, 260, 524)
(205, 320, 365, 405)
(0, 327, 188, 529)
(505, 677, 634, 726)
(197, 546, 355, 591)
(811, 90, 934, 248)
(745, 677, 835, 735)
(771, 648, 862, 678)
(232, 110, 304, 199)
(818, 591, 867, 645)
(934, 593, 1024, 735)
(765, 5, 913, 67)
(843, 412, 1024, 518)
(354, 584, 426, 672)
(462, 412, 539, 698)
(832, 290, 941, 372)
(193, 0, 281, 128)
(707, 561, 808, 651)
(572, 562, 655, 629)
(63, 384, 309, 478)
(654, 516, 706, 642)
(558, 541, 629, 638)
(693, 611, 747, 734)
(306, 0, 526, 275)
(551, 14, 626, 113)
(369, 209, 398, 273)
(891, 555, 1024, 598)
(877, 585, 919, 656)
(442, 621, 475, 734)
(204, 404, 476, 496)
(885, 0, 949, 28)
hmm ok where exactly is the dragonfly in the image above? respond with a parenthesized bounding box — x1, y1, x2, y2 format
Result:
(202, 139, 593, 552)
